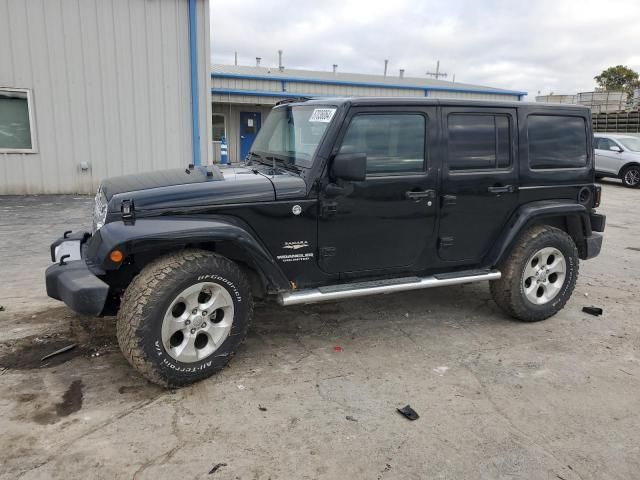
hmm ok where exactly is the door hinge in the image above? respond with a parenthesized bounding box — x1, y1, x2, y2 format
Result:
(320, 201, 338, 218)
(439, 236, 455, 248)
(121, 199, 135, 223)
(441, 195, 457, 207)
(319, 247, 336, 258)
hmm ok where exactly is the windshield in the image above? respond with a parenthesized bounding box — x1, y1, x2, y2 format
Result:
(618, 137, 640, 152)
(249, 105, 337, 168)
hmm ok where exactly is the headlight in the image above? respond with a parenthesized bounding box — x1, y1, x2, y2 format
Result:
(92, 186, 108, 233)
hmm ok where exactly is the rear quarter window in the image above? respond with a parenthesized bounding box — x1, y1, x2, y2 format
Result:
(528, 115, 588, 169)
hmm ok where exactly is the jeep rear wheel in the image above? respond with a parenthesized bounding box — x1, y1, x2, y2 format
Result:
(620, 165, 640, 188)
(490, 226, 578, 322)
(117, 249, 252, 387)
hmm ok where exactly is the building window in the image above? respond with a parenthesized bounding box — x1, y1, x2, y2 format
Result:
(528, 115, 587, 169)
(338, 114, 426, 175)
(447, 114, 511, 171)
(212, 114, 226, 142)
(0, 88, 36, 152)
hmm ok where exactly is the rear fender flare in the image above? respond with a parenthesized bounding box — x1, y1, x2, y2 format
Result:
(485, 201, 590, 267)
(86, 216, 290, 291)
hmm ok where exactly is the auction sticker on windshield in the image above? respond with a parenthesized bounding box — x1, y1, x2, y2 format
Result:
(309, 108, 336, 123)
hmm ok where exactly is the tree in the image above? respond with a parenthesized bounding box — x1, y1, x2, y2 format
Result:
(594, 65, 640, 96)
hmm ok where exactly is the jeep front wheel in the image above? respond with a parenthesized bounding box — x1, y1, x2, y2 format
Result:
(490, 225, 578, 322)
(116, 249, 252, 387)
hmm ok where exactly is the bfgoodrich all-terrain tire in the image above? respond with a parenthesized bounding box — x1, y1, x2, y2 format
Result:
(490, 225, 579, 322)
(116, 249, 253, 387)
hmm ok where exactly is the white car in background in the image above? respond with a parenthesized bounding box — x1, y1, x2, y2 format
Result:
(594, 133, 640, 188)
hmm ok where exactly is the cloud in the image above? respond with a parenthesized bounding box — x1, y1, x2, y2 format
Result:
(210, 0, 640, 98)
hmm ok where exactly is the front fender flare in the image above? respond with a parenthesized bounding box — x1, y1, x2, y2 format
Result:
(86, 216, 290, 291)
(484, 200, 589, 267)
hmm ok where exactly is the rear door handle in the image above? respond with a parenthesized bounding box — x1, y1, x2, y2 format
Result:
(405, 189, 436, 200)
(487, 185, 515, 194)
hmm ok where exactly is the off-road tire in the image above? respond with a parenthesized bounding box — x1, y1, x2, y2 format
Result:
(620, 165, 640, 188)
(490, 225, 579, 322)
(116, 249, 253, 387)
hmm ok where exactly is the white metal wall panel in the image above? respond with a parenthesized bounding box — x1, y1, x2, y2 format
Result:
(212, 94, 279, 106)
(427, 90, 519, 101)
(0, 0, 210, 194)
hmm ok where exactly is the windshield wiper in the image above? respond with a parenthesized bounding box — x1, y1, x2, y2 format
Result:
(264, 154, 302, 174)
(246, 151, 272, 167)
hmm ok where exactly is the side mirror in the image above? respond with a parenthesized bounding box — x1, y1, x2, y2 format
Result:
(610, 145, 622, 153)
(331, 153, 367, 181)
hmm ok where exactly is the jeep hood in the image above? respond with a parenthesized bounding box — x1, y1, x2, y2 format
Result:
(103, 165, 278, 211)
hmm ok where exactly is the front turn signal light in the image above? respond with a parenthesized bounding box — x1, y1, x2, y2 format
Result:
(110, 250, 124, 263)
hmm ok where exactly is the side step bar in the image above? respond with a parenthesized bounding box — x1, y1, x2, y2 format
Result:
(277, 270, 501, 306)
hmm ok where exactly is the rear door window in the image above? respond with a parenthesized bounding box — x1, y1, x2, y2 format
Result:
(447, 114, 511, 171)
(528, 115, 588, 169)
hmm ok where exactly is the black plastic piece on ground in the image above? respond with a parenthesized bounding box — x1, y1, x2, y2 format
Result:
(582, 306, 603, 316)
(63, 230, 72, 238)
(209, 463, 227, 474)
(397, 405, 419, 421)
(41, 343, 78, 362)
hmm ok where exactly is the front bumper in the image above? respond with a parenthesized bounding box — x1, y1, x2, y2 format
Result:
(46, 233, 109, 316)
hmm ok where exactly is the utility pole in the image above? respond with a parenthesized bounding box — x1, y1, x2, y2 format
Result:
(426, 60, 448, 80)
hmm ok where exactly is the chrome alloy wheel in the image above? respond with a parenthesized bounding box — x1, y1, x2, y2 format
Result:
(161, 282, 234, 363)
(522, 247, 567, 305)
(624, 167, 640, 187)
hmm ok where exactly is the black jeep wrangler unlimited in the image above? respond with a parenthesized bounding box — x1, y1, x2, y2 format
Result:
(45, 98, 605, 386)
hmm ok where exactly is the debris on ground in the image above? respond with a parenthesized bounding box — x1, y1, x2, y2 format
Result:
(345, 415, 358, 422)
(377, 463, 392, 479)
(334, 346, 343, 352)
(433, 366, 449, 376)
(40, 344, 78, 362)
(582, 306, 603, 316)
(0, 305, 5, 311)
(396, 405, 419, 421)
(258, 405, 267, 411)
(209, 463, 227, 474)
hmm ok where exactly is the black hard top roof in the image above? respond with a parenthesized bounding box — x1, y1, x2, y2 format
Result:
(283, 96, 589, 111)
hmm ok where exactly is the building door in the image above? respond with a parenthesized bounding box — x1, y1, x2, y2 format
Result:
(318, 107, 438, 274)
(239, 112, 261, 161)
(438, 107, 519, 262)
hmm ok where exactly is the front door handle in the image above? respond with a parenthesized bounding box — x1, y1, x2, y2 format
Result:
(405, 189, 436, 200)
(487, 185, 515, 194)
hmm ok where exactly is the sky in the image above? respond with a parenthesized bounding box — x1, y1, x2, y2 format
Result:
(210, 0, 640, 99)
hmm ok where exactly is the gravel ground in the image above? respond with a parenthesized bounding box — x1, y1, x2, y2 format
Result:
(0, 181, 639, 480)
